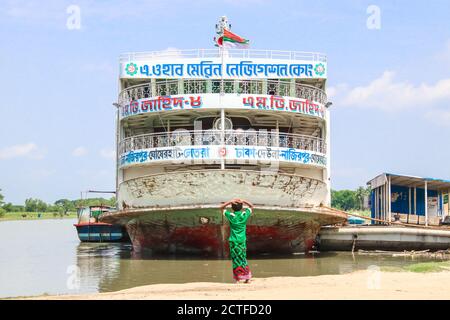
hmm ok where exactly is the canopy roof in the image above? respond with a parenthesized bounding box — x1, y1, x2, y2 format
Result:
(368, 173, 450, 191)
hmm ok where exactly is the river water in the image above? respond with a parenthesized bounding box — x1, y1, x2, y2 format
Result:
(0, 219, 442, 298)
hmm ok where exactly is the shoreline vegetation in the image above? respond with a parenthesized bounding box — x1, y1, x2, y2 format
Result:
(0, 187, 370, 222)
(0, 190, 115, 222)
(0, 210, 371, 222)
(18, 268, 450, 300)
(0, 211, 77, 222)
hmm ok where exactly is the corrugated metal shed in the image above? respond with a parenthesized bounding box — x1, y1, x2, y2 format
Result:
(367, 173, 450, 226)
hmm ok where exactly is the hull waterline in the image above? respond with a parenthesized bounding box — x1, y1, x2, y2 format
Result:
(74, 223, 130, 243)
(101, 207, 346, 256)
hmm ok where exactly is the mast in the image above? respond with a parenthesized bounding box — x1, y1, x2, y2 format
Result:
(215, 16, 231, 170)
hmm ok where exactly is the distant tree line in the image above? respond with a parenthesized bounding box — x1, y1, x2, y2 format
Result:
(1, 185, 369, 217)
(0, 188, 115, 217)
(0, 189, 4, 217)
(331, 186, 371, 211)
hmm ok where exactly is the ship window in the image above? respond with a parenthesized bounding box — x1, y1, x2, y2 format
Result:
(193, 117, 215, 130)
(229, 117, 251, 129)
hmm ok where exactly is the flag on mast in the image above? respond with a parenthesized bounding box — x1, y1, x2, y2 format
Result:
(216, 29, 249, 49)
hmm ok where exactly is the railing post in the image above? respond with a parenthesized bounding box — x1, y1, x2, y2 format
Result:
(262, 79, 267, 95)
(206, 80, 212, 93)
(151, 79, 156, 97)
(290, 79, 296, 97)
(178, 79, 183, 94)
(220, 109, 225, 170)
(425, 180, 428, 226)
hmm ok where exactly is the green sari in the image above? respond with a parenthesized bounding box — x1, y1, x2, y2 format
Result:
(224, 208, 252, 281)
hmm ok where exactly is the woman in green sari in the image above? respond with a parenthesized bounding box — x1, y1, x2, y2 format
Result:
(220, 198, 254, 283)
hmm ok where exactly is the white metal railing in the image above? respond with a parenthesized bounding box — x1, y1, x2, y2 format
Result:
(118, 79, 327, 105)
(119, 130, 326, 155)
(119, 49, 327, 63)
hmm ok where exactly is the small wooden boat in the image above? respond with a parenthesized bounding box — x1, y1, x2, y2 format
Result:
(74, 205, 129, 242)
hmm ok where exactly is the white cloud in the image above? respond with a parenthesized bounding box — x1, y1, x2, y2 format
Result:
(329, 71, 450, 111)
(0, 143, 45, 160)
(326, 83, 348, 100)
(100, 148, 115, 160)
(72, 146, 88, 157)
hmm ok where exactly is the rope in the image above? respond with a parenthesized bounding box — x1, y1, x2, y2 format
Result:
(320, 205, 391, 225)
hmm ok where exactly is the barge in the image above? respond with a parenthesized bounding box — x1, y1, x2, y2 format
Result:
(318, 173, 450, 252)
(319, 225, 450, 251)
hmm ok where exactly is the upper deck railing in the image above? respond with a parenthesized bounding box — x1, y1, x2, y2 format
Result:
(119, 49, 327, 63)
(119, 79, 327, 105)
(119, 130, 326, 155)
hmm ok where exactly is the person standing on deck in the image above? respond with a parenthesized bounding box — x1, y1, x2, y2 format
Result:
(220, 198, 254, 283)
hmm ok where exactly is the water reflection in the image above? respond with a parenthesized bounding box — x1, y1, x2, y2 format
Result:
(0, 219, 446, 298)
(75, 243, 129, 293)
(74, 243, 442, 294)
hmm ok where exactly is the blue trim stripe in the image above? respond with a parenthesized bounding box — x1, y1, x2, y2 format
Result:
(78, 233, 123, 241)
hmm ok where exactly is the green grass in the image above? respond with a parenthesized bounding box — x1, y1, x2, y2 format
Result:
(381, 261, 450, 273)
(347, 210, 371, 218)
(403, 261, 450, 273)
(0, 292, 50, 300)
(380, 266, 405, 272)
(0, 211, 77, 222)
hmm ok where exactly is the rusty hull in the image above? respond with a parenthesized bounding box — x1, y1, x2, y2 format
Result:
(103, 169, 343, 256)
(101, 207, 346, 256)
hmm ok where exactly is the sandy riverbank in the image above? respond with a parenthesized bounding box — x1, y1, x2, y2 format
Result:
(29, 270, 450, 300)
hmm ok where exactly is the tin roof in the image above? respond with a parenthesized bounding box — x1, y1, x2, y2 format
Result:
(368, 173, 450, 190)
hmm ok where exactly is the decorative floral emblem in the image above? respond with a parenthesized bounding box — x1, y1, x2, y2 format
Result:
(125, 63, 138, 76)
(314, 63, 326, 76)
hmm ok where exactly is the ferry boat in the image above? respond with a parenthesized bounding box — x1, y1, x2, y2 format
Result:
(75, 205, 129, 242)
(100, 17, 346, 256)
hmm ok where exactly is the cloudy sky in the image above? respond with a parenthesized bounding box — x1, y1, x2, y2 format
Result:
(0, 0, 450, 204)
